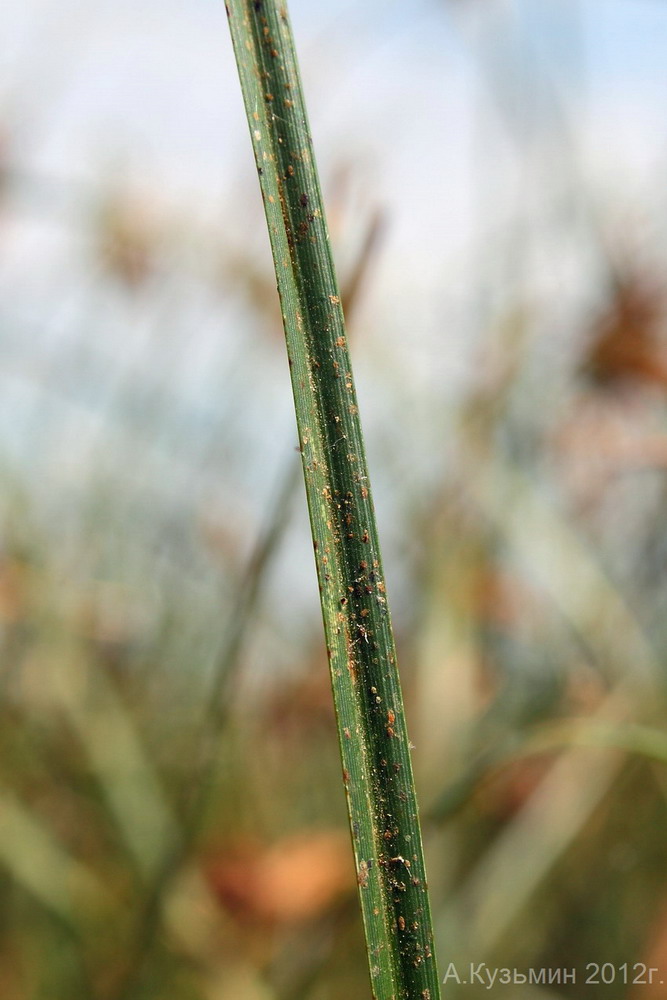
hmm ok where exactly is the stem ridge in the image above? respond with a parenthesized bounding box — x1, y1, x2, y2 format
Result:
(226, 4, 441, 997)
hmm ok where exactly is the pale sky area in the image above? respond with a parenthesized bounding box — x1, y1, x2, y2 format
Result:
(0, 0, 666, 626)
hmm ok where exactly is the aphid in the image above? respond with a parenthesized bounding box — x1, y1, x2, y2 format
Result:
(390, 855, 411, 869)
(357, 858, 371, 887)
(356, 623, 371, 645)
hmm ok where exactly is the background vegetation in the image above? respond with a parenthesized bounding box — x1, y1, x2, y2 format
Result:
(1, 1, 667, 997)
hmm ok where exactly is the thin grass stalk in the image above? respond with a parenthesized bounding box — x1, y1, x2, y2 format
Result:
(225, 4, 441, 998)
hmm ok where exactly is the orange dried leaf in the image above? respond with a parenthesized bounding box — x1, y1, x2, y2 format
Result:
(203, 829, 353, 925)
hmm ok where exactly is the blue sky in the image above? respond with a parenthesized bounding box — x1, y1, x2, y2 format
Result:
(2, 0, 666, 415)
(3, 0, 667, 421)
(1, 0, 666, 620)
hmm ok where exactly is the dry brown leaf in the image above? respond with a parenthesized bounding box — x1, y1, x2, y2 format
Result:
(203, 829, 353, 925)
(582, 275, 667, 390)
(474, 755, 559, 821)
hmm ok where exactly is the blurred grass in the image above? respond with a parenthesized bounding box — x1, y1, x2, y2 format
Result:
(1, 2, 667, 999)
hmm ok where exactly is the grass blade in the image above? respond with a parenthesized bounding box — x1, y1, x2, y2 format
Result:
(225, 4, 441, 997)
(0, 789, 113, 926)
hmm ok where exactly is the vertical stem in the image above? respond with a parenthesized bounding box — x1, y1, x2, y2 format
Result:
(225, 3, 441, 998)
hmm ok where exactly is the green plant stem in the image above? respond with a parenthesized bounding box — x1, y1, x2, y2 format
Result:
(226, 3, 440, 998)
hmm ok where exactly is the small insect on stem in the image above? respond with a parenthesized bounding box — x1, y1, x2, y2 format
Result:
(355, 622, 372, 647)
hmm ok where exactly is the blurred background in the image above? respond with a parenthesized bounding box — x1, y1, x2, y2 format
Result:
(2, 0, 667, 997)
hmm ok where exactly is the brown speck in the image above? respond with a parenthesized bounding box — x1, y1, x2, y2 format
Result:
(344, 727, 351, 739)
(387, 709, 395, 725)
(361, 530, 370, 543)
(335, 336, 346, 347)
(397, 915, 406, 931)
(265, 92, 274, 102)
(329, 294, 340, 305)
(287, 164, 294, 177)
(357, 860, 370, 888)
(342, 768, 350, 785)
(299, 193, 309, 207)
(284, 98, 294, 108)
